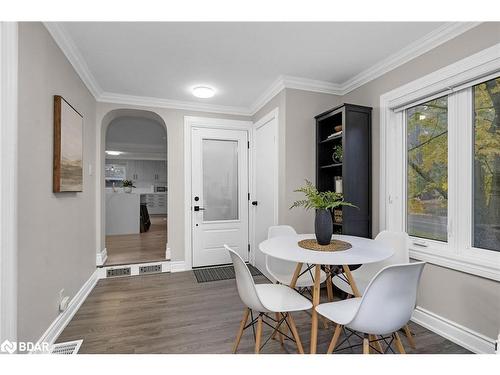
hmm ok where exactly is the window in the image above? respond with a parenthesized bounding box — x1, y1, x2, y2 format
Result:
(473, 77, 500, 252)
(381, 44, 500, 280)
(406, 97, 448, 242)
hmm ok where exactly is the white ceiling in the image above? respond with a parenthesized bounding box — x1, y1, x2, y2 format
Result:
(52, 22, 477, 113)
(106, 116, 167, 159)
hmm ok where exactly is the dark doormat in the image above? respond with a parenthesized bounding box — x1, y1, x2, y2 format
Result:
(193, 264, 262, 283)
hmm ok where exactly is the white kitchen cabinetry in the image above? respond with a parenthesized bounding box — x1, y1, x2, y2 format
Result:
(142, 193, 167, 215)
(156, 160, 167, 183)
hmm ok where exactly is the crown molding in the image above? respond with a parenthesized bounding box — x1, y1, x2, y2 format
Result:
(249, 75, 343, 115)
(249, 76, 285, 115)
(98, 91, 252, 116)
(43, 22, 103, 98)
(339, 22, 482, 95)
(44, 21, 482, 117)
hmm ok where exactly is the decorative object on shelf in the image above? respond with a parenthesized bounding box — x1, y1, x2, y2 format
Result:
(290, 180, 356, 245)
(334, 125, 343, 132)
(332, 145, 343, 163)
(326, 130, 342, 141)
(53, 95, 83, 192)
(122, 179, 136, 193)
(298, 238, 352, 252)
(334, 176, 343, 194)
(334, 209, 343, 224)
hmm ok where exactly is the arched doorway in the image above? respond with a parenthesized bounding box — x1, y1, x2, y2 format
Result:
(100, 109, 168, 266)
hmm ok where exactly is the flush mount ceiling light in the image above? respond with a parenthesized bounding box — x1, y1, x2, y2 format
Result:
(192, 86, 215, 99)
(105, 150, 122, 156)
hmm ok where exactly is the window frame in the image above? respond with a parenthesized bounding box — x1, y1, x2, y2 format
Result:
(380, 43, 500, 281)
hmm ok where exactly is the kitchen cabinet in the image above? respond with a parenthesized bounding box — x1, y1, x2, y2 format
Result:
(120, 159, 167, 183)
(142, 193, 167, 215)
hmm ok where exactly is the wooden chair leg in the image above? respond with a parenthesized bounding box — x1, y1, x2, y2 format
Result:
(403, 324, 416, 349)
(363, 335, 370, 354)
(393, 332, 406, 354)
(254, 315, 263, 354)
(232, 308, 249, 353)
(327, 324, 343, 354)
(369, 334, 384, 354)
(286, 313, 304, 354)
(274, 312, 284, 345)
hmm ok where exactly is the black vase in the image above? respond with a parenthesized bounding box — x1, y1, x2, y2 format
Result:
(315, 209, 333, 245)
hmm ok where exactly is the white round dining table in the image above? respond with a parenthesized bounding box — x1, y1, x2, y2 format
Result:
(259, 233, 393, 266)
(258, 233, 394, 354)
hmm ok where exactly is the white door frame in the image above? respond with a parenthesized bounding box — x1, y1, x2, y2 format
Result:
(184, 116, 253, 270)
(250, 108, 279, 265)
(0, 22, 18, 344)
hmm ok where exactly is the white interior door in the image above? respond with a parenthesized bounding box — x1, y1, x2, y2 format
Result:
(191, 127, 249, 267)
(252, 114, 278, 276)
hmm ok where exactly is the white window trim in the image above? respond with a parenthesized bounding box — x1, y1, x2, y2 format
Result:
(380, 43, 500, 281)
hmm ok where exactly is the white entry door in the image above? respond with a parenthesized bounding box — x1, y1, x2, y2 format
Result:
(191, 127, 249, 267)
(252, 112, 278, 276)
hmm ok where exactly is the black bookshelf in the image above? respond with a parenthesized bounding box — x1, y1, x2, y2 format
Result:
(315, 103, 372, 238)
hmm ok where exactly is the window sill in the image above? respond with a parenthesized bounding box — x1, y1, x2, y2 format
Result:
(409, 245, 500, 282)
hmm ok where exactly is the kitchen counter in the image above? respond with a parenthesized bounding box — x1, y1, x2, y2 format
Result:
(106, 192, 140, 235)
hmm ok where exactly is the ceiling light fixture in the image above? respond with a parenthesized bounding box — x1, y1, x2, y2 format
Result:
(192, 86, 215, 99)
(105, 150, 122, 156)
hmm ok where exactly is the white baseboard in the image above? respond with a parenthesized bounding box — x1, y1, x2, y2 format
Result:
(170, 261, 187, 273)
(411, 306, 497, 354)
(96, 248, 107, 266)
(33, 269, 100, 352)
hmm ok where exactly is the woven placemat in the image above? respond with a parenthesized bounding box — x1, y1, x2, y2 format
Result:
(298, 239, 352, 252)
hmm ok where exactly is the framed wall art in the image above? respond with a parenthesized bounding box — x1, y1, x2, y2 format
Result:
(53, 95, 83, 192)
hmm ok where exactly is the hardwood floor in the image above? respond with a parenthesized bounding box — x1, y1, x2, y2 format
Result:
(56, 271, 471, 354)
(105, 215, 167, 266)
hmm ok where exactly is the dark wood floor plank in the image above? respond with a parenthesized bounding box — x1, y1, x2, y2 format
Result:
(56, 271, 471, 354)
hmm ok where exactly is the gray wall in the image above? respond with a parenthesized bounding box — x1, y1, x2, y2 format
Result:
(341, 22, 500, 339)
(17, 22, 97, 343)
(252, 89, 341, 233)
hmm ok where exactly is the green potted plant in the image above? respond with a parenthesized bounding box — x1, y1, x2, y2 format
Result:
(332, 145, 343, 163)
(122, 179, 136, 193)
(290, 180, 355, 245)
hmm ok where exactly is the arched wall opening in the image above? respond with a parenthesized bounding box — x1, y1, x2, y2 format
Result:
(98, 108, 169, 266)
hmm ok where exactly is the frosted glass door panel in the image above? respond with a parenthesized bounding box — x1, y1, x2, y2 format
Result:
(202, 139, 239, 221)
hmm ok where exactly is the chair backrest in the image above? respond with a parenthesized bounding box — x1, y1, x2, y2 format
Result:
(348, 262, 425, 335)
(266, 225, 300, 280)
(375, 230, 410, 266)
(351, 230, 410, 283)
(225, 245, 266, 312)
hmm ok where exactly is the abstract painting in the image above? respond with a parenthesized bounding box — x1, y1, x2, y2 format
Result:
(53, 95, 83, 192)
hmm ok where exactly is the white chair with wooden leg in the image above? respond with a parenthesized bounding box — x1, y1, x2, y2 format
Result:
(332, 230, 416, 348)
(226, 245, 312, 354)
(317, 262, 425, 354)
(267, 225, 328, 288)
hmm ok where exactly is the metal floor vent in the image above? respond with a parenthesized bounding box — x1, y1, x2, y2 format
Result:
(51, 340, 83, 354)
(139, 264, 162, 274)
(107, 267, 131, 278)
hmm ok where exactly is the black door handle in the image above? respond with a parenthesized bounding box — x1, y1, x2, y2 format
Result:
(252, 201, 258, 206)
(194, 206, 206, 211)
